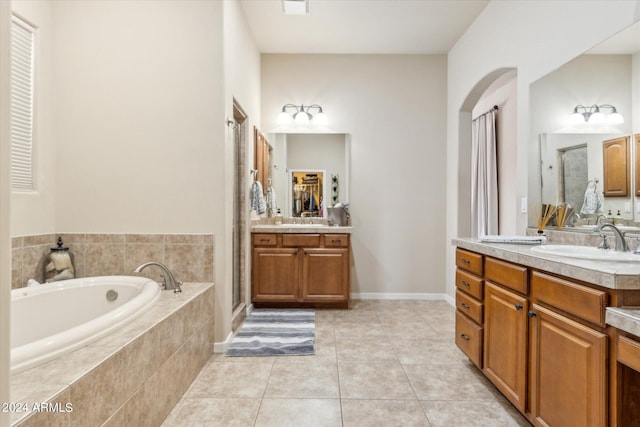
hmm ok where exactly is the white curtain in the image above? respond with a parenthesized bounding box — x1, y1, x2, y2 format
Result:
(471, 110, 499, 238)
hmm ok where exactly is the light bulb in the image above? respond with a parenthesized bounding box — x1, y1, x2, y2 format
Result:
(277, 111, 292, 126)
(607, 112, 624, 125)
(294, 111, 310, 126)
(312, 111, 328, 127)
(569, 112, 585, 126)
(589, 111, 605, 125)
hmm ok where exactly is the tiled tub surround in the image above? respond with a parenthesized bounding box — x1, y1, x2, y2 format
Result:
(10, 283, 214, 427)
(11, 233, 214, 289)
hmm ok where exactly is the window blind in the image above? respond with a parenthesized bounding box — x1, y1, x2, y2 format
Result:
(10, 15, 35, 191)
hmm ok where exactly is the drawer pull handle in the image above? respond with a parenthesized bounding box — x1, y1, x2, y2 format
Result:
(460, 258, 471, 265)
(515, 304, 523, 311)
(460, 333, 471, 341)
(260, 239, 270, 243)
(460, 302, 470, 310)
(331, 240, 341, 244)
(528, 311, 537, 318)
(460, 280, 471, 287)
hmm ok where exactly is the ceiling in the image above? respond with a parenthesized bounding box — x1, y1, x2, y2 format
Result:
(586, 20, 640, 55)
(239, 0, 490, 54)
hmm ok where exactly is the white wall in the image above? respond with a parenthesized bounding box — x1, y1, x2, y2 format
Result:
(447, 0, 640, 297)
(262, 54, 448, 297)
(53, 0, 225, 234)
(11, 0, 56, 237)
(221, 0, 261, 343)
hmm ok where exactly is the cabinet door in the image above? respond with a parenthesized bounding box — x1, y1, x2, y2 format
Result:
(301, 248, 349, 302)
(603, 135, 630, 197)
(252, 248, 299, 302)
(530, 304, 607, 427)
(483, 282, 528, 412)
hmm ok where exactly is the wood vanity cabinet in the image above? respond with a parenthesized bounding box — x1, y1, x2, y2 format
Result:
(252, 233, 349, 308)
(483, 258, 528, 413)
(529, 271, 608, 427)
(455, 248, 612, 426)
(454, 249, 484, 368)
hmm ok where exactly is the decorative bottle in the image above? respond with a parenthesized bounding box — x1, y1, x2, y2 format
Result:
(44, 237, 75, 282)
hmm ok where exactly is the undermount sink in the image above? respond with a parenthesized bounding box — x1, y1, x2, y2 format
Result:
(531, 245, 640, 262)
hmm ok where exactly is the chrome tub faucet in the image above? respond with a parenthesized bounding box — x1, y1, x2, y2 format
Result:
(134, 261, 182, 293)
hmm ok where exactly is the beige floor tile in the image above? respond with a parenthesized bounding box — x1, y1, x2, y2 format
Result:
(404, 362, 497, 401)
(394, 340, 461, 365)
(334, 323, 386, 340)
(265, 359, 340, 398)
(161, 397, 261, 427)
(382, 321, 440, 340)
(342, 399, 431, 427)
(255, 398, 342, 427)
(421, 400, 529, 426)
(338, 363, 415, 400)
(336, 339, 398, 363)
(186, 360, 273, 398)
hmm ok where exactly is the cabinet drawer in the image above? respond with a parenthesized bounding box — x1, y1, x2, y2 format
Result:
(456, 269, 483, 300)
(531, 271, 607, 326)
(456, 290, 483, 324)
(252, 233, 277, 247)
(324, 234, 349, 248)
(455, 310, 482, 369)
(485, 257, 528, 294)
(282, 234, 321, 247)
(618, 335, 640, 372)
(456, 249, 483, 276)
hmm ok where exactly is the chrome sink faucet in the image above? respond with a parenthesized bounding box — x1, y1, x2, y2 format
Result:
(134, 261, 182, 293)
(593, 223, 629, 252)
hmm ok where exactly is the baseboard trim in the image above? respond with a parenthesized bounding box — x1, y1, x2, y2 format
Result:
(350, 292, 449, 301)
(213, 331, 233, 354)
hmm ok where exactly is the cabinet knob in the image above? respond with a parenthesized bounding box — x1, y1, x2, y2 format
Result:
(515, 304, 523, 311)
(460, 333, 471, 341)
(460, 302, 470, 310)
(460, 280, 470, 287)
(528, 311, 537, 318)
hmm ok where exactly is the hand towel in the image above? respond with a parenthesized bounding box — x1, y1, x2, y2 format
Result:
(250, 181, 266, 215)
(266, 185, 278, 213)
(580, 184, 602, 215)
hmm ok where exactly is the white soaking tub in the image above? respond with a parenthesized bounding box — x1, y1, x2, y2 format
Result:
(10, 276, 160, 374)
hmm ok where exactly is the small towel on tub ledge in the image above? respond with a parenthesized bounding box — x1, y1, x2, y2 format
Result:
(480, 235, 546, 245)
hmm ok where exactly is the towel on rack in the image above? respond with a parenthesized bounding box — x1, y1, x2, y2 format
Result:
(250, 181, 266, 215)
(580, 182, 602, 215)
(480, 235, 546, 244)
(266, 185, 278, 213)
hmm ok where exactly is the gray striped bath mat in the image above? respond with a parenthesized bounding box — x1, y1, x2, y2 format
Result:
(226, 309, 315, 357)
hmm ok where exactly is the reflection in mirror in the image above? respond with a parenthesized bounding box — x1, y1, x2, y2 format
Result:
(268, 133, 349, 218)
(540, 133, 632, 224)
(290, 170, 324, 217)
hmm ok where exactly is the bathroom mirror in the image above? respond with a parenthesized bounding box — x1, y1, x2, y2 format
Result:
(266, 133, 350, 218)
(530, 20, 639, 229)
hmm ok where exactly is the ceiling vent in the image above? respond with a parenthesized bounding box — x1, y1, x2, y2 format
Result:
(282, 0, 309, 15)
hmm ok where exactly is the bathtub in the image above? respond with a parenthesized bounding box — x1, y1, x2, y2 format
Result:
(11, 276, 160, 375)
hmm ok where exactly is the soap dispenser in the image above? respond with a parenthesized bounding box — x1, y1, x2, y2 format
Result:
(44, 237, 75, 282)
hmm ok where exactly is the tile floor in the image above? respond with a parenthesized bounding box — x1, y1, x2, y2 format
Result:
(162, 300, 531, 426)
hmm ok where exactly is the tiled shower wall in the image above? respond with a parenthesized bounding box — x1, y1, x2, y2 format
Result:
(11, 233, 214, 289)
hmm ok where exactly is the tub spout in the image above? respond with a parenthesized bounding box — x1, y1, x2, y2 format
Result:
(134, 262, 182, 293)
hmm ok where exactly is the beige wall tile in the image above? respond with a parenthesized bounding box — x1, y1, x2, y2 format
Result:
(84, 244, 125, 277)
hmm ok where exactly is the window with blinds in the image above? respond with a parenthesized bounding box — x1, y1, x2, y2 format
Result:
(10, 15, 36, 191)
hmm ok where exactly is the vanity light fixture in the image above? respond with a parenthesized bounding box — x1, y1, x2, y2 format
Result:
(277, 104, 328, 127)
(570, 104, 624, 126)
(282, 0, 309, 15)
